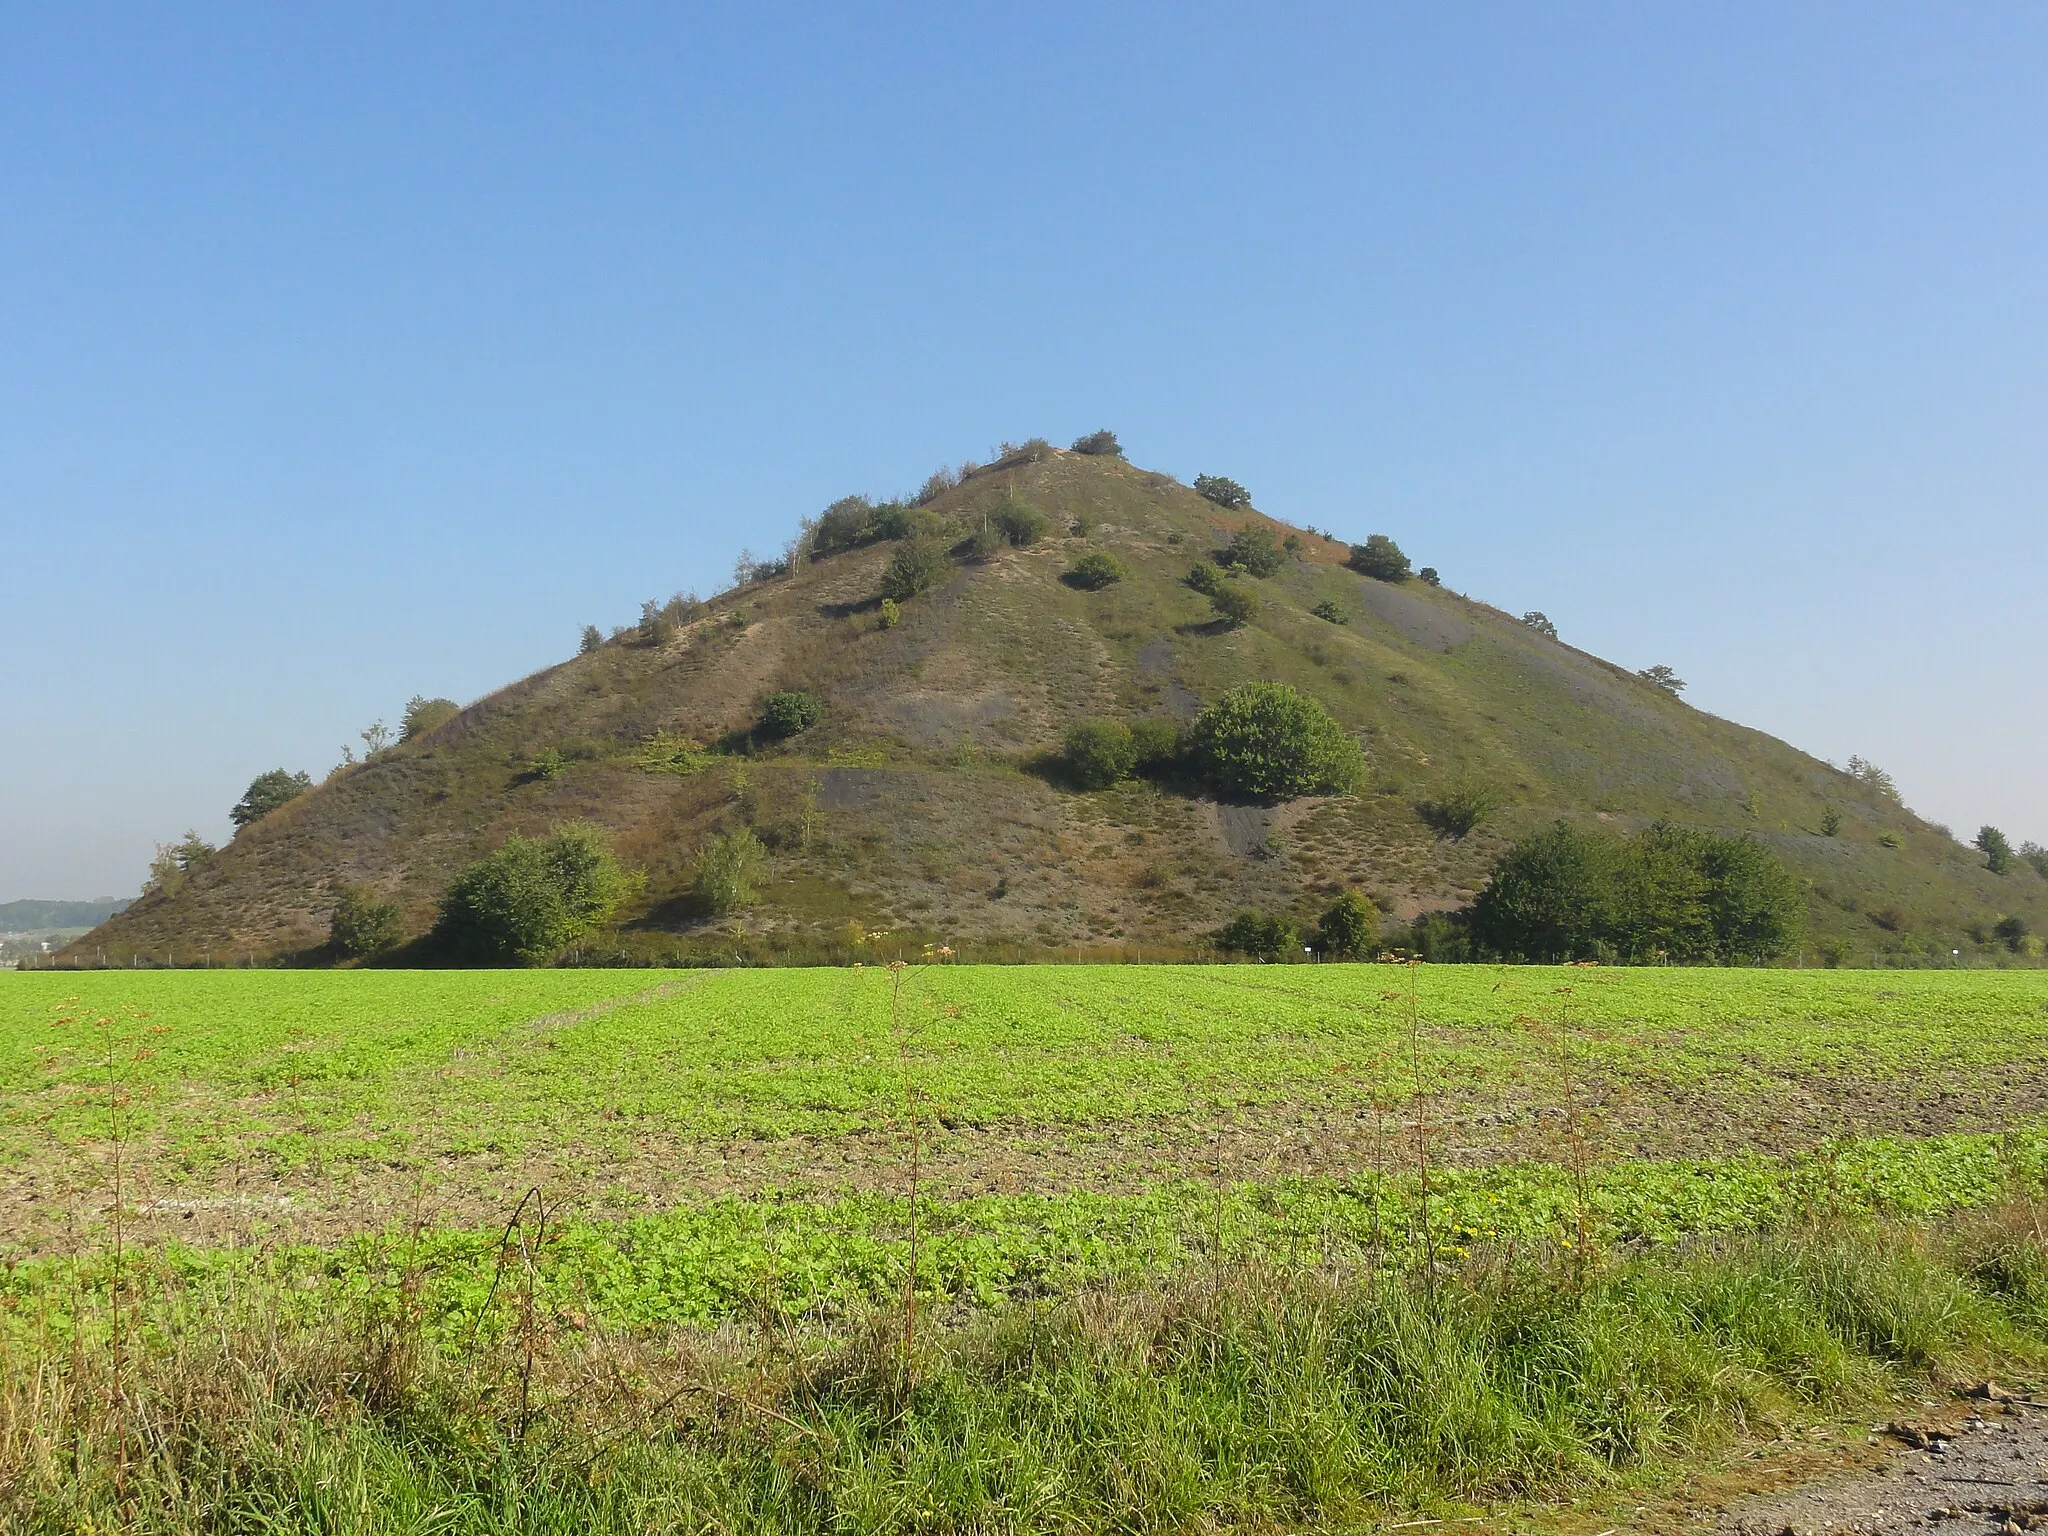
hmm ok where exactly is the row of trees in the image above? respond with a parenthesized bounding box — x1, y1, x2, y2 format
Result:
(1470, 821, 1802, 963)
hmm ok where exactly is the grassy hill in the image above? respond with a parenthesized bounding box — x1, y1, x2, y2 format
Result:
(69, 445, 2045, 966)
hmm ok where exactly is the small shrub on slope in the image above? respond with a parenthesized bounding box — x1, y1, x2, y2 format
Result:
(759, 691, 821, 739)
(1070, 429, 1122, 456)
(1065, 721, 1136, 789)
(1216, 525, 1284, 577)
(1348, 534, 1411, 582)
(695, 827, 767, 915)
(1068, 552, 1126, 589)
(1210, 585, 1257, 628)
(880, 535, 951, 601)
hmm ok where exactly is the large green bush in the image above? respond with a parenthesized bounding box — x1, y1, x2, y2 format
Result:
(694, 827, 767, 915)
(1210, 585, 1256, 628)
(1216, 909, 1299, 960)
(813, 495, 874, 553)
(1187, 683, 1362, 802)
(1978, 826, 2015, 875)
(1348, 534, 1411, 582)
(1216, 525, 1284, 577)
(230, 768, 312, 830)
(1186, 561, 1226, 596)
(1471, 820, 1801, 963)
(1068, 552, 1126, 590)
(1127, 717, 1183, 771)
(759, 691, 821, 739)
(328, 883, 403, 959)
(1193, 474, 1251, 510)
(880, 535, 951, 601)
(433, 822, 638, 964)
(990, 494, 1049, 547)
(1070, 429, 1121, 456)
(1064, 721, 1136, 789)
(1315, 891, 1379, 959)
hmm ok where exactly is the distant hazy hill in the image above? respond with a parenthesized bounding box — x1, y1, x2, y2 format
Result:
(69, 446, 2043, 965)
(2, 899, 128, 933)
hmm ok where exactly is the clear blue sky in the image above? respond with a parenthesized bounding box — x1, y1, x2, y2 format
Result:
(3, 3, 2043, 901)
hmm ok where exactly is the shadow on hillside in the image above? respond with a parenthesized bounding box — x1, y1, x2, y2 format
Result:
(816, 596, 883, 620)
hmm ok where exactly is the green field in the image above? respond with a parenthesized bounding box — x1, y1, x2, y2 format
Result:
(7, 965, 2048, 1290)
(10, 965, 2048, 1532)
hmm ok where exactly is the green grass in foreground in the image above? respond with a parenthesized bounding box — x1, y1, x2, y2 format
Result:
(6, 1211, 2048, 1533)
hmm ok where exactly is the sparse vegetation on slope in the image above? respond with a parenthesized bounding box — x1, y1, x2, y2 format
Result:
(64, 444, 2045, 968)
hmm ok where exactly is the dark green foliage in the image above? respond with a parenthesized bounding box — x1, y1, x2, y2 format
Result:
(1819, 807, 1843, 837)
(1418, 566, 1441, 587)
(870, 501, 915, 540)
(758, 691, 821, 739)
(579, 624, 603, 655)
(880, 535, 951, 601)
(1978, 826, 2015, 875)
(1638, 665, 1686, 695)
(1070, 429, 1121, 456)
(1472, 821, 1801, 963)
(1994, 914, 2031, 951)
(1187, 682, 1363, 802)
(1470, 822, 1616, 962)
(1064, 721, 1136, 789)
(1216, 909, 1298, 959)
(2025, 842, 2048, 880)
(1420, 781, 1496, 840)
(640, 599, 676, 646)
(1209, 585, 1256, 628)
(1347, 534, 1410, 582)
(694, 826, 766, 915)
(525, 747, 566, 781)
(1193, 474, 1251, 510)
(328, 883, 402, 959)
(402, 696, 461, 741)
(1216, 525, 1284, 577)
(1310, 600, 1347, 624)
(1522, 611, 1558, 640)
(1068, 552, 1126, 590)
(230, 769, 312, 830)
(1127, 717, 1183, 771)
(1382, 910, 1472, 962)
(990, 494, 1050, 547)
(433, 823, 637, 964)
(814, 495, 875, 553)
(1186, 561, 1225, 596)
(1315, 891, 1379, 959)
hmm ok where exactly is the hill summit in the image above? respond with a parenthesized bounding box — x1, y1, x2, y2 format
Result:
(72, 439, 2041, 965)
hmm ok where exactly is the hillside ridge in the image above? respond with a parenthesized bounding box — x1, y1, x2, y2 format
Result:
(69, 446, 2044, 965)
